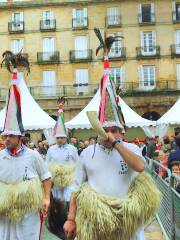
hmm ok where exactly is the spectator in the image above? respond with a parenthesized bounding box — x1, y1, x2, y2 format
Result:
(84, 140, 89, 148)
(78, 140, 85, 155)
(22, 137, 30, 147)
(70, 136, 78, 148)
(29, 142, 36, 150)
(89, 137, 96, 145)
(146, 137, 156, 159)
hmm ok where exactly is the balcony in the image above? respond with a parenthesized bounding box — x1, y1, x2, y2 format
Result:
(28, 84, 99, 98)
(40, 20, 56, 32)
(136, 46, 160, 60)
(37, 51, 60, 64)
(72, 18, 88, 29)
(1, 80, 180, 101)
(109, 47, 126, 61)
(138, 13, 155, 25)
(70, 50, 93, 63)
(172, 11, 180, 23)
(8, 21, 24, 34)
(171, 44, 180, 58)
(106, 15, 121, 28)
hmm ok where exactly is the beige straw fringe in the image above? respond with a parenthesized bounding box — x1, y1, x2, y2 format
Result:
(0, 178, 43, 222)
(48, 163, 75, 189)
(74, 172, 161, 240)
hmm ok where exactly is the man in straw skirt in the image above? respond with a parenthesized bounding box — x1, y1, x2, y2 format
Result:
(46, 97, 78, 239)
(0, 67, 52, 240)
(63, 28, 160, 240)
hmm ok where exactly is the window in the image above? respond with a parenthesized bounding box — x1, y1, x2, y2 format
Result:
(11, 39, 23, 54)
(11, 12, 23, 31)
(43, 38, 55, 60)
(172, 1, 180, 21)
(43, 71, 56, 96)
(139, 3, 155, 23)
(140, 31, 156, 55)
(75, 69, 88, 95)
(42, 11, 54, 28)
(74, 36, 88, 59)
(109, 33, 122, 57)
(107, 7, 120, 26)
(72, 8, 88, 28)
(139, 65, 156, 90)
(176, 30, 180, 53)
(176, 64, 180, 89)
(111, 67, 125, 86)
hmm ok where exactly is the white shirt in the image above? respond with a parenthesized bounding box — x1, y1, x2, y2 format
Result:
(0, 147, 51, 240)
(73, 142, 145, 240)
(46, 143, 79, 201)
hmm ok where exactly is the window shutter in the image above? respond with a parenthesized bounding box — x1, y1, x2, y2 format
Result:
(152, 31, 156, 47)
(151, 3, 155, 22)
(120, 67, 125, 86)
(83, 8, 87, 26)
(138, 65, 143, 88)
(138, 4, 142, 23)
(72, 9, 77, 27)
(140, 32, 144, 47)
(172, 1, 176, 21)
(20, 12, 23, 21)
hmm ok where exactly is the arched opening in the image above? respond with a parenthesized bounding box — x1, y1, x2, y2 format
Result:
(142, 111, 161, 121)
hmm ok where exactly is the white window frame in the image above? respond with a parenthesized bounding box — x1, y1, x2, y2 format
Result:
(42, 37, 55, 60)
(109, 32, 122, 57)
(176, 64, 180, 89)
(11, 39, 23, 54)
(107, 7, 120, 25)
(139, 65, 156, 90)
(110, 67, 125, 87)
(138, 3, 155, 23)
(72, 8, 87, 28)
(75, 69, 88, 95)
(140, 31, 156, 55)
(74, 36, 88, 59)
(176, 30, 180, 54)
(43, 71, 56, 96)
(42, 11, 54, 28)
(11, 12, 23, 31)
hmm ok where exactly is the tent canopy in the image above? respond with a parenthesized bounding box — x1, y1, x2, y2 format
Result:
(0, 79, 56, 131)
(65, 89, 156, 129)
(157, 98, 180, 125)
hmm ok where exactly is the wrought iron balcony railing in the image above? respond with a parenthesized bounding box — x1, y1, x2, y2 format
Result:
(70, 50, 93, 63)
(136, 46, 160, 59)
(106, 15, 121, 27)
(109, 47, 126, 60)
(8, 21, 24, 33)
(40, 19, 56, 31)
(37, 51, 60, 64)
(72, 18, 88, 29)
(172, 11, 180, 23)
(171, 44, 180, 58)
(0, 80, 180, 100)
(138, 13, 155, 25)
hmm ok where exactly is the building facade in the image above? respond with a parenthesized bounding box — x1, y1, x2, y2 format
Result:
(0, 0, 180, 121)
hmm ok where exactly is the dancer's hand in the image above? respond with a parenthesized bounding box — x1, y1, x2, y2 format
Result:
(63, 220, 76, 238)
(41, 198, 50, 218)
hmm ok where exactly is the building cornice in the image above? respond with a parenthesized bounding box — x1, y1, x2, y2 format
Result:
(0, 0, 121, 10)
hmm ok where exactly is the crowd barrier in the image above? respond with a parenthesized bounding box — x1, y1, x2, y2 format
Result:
(146, 158, 180, 240)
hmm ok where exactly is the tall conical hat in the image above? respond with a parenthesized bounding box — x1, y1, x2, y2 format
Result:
(2, 69, 24, 136)
(94, 28, 126, 131)
(53, 97, 67, 138)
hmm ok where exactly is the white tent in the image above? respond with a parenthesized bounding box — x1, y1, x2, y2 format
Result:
(65, 89, 156, 129)
(157, 98, 180, 125)
(0, 79, 56, 131)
